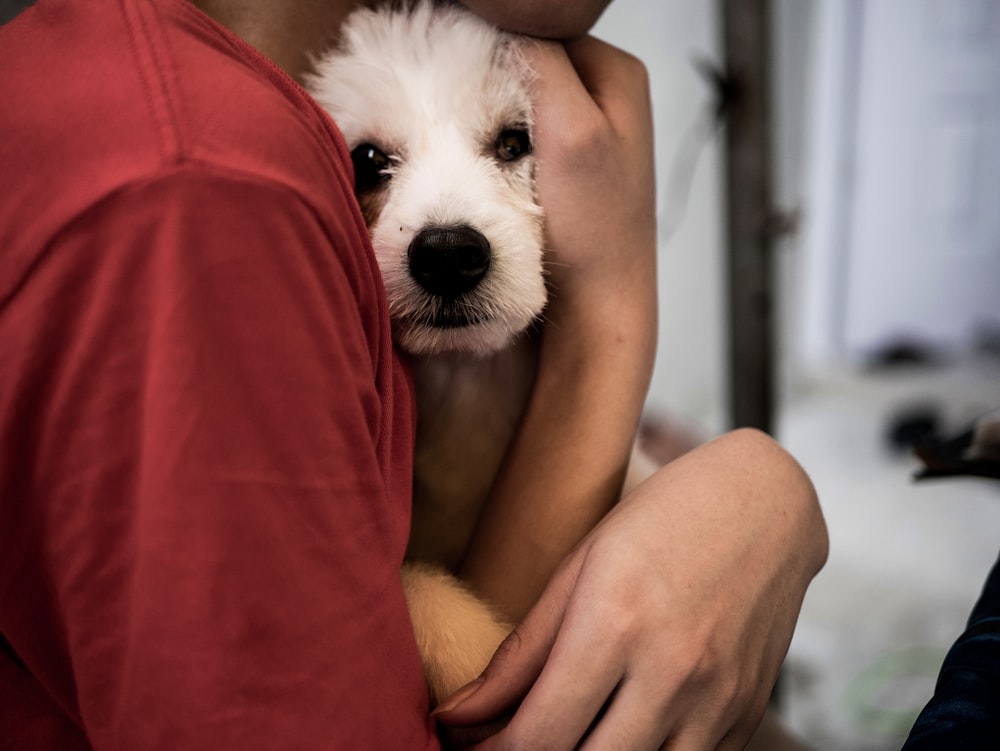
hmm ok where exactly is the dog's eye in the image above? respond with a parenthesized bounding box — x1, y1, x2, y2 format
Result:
(351, 143, 391, 191)
(496, 129, 531, 162)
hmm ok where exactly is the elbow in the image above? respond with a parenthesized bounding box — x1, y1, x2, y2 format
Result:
(732, 427, 829, 574)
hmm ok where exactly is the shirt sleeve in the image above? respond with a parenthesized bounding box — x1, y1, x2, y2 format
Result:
(0, 168, 436, 750)
(902, 550, 1000, 750)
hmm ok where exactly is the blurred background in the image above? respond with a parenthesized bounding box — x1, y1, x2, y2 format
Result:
(593, 1, 1000, 749)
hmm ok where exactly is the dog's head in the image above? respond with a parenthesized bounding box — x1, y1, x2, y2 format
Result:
(309, 1, 546, 356)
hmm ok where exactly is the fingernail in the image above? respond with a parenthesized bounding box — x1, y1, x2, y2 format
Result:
(432, 677, 486, 715)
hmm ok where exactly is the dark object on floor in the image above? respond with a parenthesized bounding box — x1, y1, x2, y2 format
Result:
(973, 320, 1000, 359)
(866, 338, 941, 370)
(886, 405, 941, 453)
(913, 410, 1000, 481)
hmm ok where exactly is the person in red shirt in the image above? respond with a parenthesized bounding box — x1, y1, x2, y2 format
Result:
(0, 1, 827, 749)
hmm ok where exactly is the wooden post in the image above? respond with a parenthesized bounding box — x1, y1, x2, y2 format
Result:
(721, 0, 775, 433)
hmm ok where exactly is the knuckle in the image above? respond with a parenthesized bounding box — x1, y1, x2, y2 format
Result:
(675, 631, 728, 687)
(489, 626, 523, 666)
(600, 606, 642, 648)
(716, 672, 745, 710)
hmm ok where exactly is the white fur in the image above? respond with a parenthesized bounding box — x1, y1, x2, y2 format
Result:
(309, 1, 547, 356)
(308, 0, 548, 705)
(310, 1, 659, 708)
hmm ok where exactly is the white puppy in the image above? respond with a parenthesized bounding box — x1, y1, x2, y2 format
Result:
(311, 1, 657, 706)
(308, 0, 547, 705)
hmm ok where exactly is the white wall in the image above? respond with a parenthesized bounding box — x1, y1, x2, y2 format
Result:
(841, 0, 1000, 359)
(773, 0, 826, 391)
(594, 0, 728, 432)
(595, 0, 1000, 429)
(793, 0, 1000, 372)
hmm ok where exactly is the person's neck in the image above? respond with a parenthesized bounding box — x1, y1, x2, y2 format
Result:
(192, 0, 367, 80)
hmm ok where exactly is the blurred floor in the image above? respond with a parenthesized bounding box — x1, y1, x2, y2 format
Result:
(774, 353, 1000, 750)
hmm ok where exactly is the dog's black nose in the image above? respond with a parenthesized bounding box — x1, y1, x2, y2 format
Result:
(408, 226, 491, 298)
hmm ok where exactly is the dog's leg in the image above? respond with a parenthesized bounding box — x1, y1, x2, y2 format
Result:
(401, 562, 513, 706)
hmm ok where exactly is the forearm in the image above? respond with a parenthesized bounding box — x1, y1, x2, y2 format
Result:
(459, 288, 657, 621)
(458, 37, 658, 622)
(460, 0, 612, 39)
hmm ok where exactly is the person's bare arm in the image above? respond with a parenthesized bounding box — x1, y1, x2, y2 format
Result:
(460, 0, 611, 39)
(441, 429, 829, 750)
(458, 36, 658, 621)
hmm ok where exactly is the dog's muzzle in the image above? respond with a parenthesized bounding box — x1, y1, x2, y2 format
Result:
(408, 226, 491, 299)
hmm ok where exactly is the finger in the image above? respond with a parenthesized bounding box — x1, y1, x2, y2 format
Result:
(521, 37, 655, 249)
(715, 729, 758, 751)
(655, 702, 762, 751)
(713, 704, 771, 751)
(575, 677, 675, 751)
(493, 619, 621, 750)
(475, 563, 636, 750)
(431, 628, 545, 728)
(435, 557, 581, 727)
(522, 37, 650, 143)
(562, 35, 649, 99)
(561, 36, 652, 134)
(520, 40, 607, 145)
(439, 717, 511, 750)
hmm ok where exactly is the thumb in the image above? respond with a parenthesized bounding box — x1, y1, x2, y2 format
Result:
(433, 557, 581, 728)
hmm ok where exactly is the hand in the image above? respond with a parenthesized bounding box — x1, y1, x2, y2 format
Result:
(439, 429, 828, 750)
(525, 35, 657, 332)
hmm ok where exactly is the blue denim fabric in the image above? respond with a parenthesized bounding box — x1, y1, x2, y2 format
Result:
(902, 551, 1000, 749)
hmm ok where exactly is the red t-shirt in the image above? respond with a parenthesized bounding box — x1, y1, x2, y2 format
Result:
(0, 1, 438, 748)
